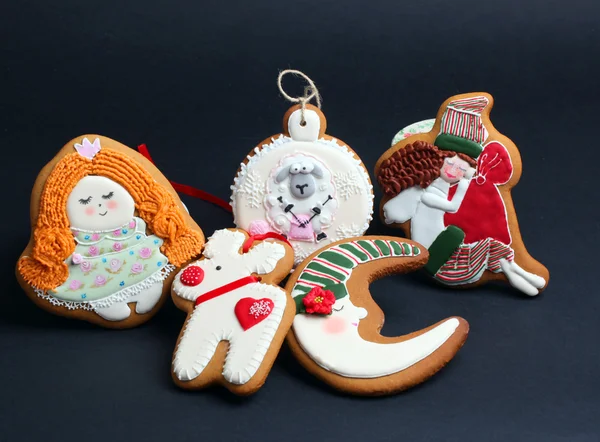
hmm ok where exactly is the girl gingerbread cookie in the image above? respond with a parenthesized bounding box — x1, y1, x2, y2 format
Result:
(376, 93, 549, 296)
(286, 236, 469, 395)
(230, 71, 374, 265)
(16, 135, 205, 328)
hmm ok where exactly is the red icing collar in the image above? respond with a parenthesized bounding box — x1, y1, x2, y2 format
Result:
(195, 276, 260, 306)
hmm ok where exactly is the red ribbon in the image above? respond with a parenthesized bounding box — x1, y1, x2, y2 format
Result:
(195, 275, 260, 306)
(242, 232, 291, 253)
(137, 144, 233, 213)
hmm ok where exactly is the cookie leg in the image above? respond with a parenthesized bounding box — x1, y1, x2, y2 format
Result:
(509, 262, 546, 289)
(173, 306, 223, 382)
(222, 292, 285, 385)
(499, 259, 539, 296)
(93, 300, 132, 321)
(129, 281, 164, 314)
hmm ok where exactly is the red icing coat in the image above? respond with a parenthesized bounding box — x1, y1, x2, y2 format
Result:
(444, 142, 513, 245)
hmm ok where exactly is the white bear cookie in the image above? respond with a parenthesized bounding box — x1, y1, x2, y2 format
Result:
(170, 228, 295, 395)
(231, 104, 374, 265)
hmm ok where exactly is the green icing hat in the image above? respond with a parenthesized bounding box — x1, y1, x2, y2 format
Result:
(435, 95, 490, 159)
(292, 239, 422, 315)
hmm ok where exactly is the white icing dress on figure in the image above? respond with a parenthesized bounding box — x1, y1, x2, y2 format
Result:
(231, 105, 374, 265)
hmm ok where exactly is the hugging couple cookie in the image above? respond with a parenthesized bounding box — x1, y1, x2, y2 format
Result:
(15, 72, 548, 396)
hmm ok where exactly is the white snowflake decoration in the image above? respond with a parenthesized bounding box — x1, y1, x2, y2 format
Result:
(335, 223, 364, 241)
(334, 170, 364, 201)
(292, 243, 311, 264)
(249, 300, 272, 318)
(235, 170, 266, 209)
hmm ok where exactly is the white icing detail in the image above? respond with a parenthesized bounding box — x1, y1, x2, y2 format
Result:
(67, 176, 135, 231)
(293, 294, 460, 378)
(292, 243, 311, 264)
(288, 109, 320, 141)
(249, 300, 272, 318)
(335, 223, 365, 242)
(172, 229, 288, 385)
(235, 169, 266, 209)
(35, 264, 174, 311)
(334, 170, 364, 201)
(231, 134, 373, 266)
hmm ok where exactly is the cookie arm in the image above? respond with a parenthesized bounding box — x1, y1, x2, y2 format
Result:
(421, 178, 470, 213)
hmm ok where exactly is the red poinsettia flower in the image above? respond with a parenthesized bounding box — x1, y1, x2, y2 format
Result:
(303, 287, 336, 315)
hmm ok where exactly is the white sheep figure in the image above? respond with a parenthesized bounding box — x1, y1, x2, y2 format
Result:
(265, 153, 338, 242)
(171, 229, 291, 390)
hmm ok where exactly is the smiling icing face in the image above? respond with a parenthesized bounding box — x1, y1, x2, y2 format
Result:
(440, 155, 471, 184)
(66, 176, 135, 231)
(320, 296, 367, 334)
(293, 293, 368, 336)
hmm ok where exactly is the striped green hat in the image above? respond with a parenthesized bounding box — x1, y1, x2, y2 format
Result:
(435, 96, 490, 159)
(293, 239, 421, 314)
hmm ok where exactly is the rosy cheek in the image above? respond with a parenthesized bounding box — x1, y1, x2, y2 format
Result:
(107, 200, 118, 210)
(85, 207, 95, 216)
(322, 316, 348, 334)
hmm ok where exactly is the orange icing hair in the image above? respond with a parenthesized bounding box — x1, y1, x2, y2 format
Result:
(18, 149, 203, 290)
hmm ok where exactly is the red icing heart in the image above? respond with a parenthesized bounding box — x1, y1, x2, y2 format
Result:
(234, 297, 274, 331)
(180, 266, 204, 286)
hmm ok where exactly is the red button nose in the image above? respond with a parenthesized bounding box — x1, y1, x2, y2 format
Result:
(180, 266, 204, 286)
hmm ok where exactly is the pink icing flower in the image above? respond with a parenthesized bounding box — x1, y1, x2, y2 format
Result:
(131, 262, 144, 274)
(129, 220, 136, 229)
(88, 246, 99, 256)
(94, 275, 107, 286)
(80, 261, 92, 273)
(109, 259, 122, 272)
(139, 247, 152, 259)
(69, 280, 82, 290)
(403, 132, 414, 139)
(72, 253, 83, 265)
(91, 233, 100, 241)
(112, 242, 123, 252)
(113, 229, 122, 237)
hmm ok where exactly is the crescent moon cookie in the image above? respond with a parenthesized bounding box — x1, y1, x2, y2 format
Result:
(286, 236, 469, 395)
(376, 93, 549, 296)
(231, 104, 374, 266)
(170, 229, 295, 395)
(16, 135, 205, 328)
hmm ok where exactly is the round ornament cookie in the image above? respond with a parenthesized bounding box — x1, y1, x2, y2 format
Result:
(285, 236, 469, 395)
(231, 103, 374, 265)
(170, 229, 295, 395)
(16, 135, 205, 328)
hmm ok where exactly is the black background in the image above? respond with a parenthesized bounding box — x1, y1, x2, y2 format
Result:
(1, 0, 598, 441)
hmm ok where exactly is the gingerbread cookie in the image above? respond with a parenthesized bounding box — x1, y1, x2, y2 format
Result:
(376, 93, 549, 296)
(170, 229, 295, 395)
(286, 236, 469, 395)
(231, 72, 373, 266)
(16, 136, 205, 328)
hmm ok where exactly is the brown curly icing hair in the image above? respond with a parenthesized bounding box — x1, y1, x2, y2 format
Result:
(378, 140, 477, 198)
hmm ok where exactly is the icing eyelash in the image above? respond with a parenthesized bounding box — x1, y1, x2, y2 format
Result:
(78, 196, 92, 205)
(332, 306, 344, 312)
(102, 191, 114, 200)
